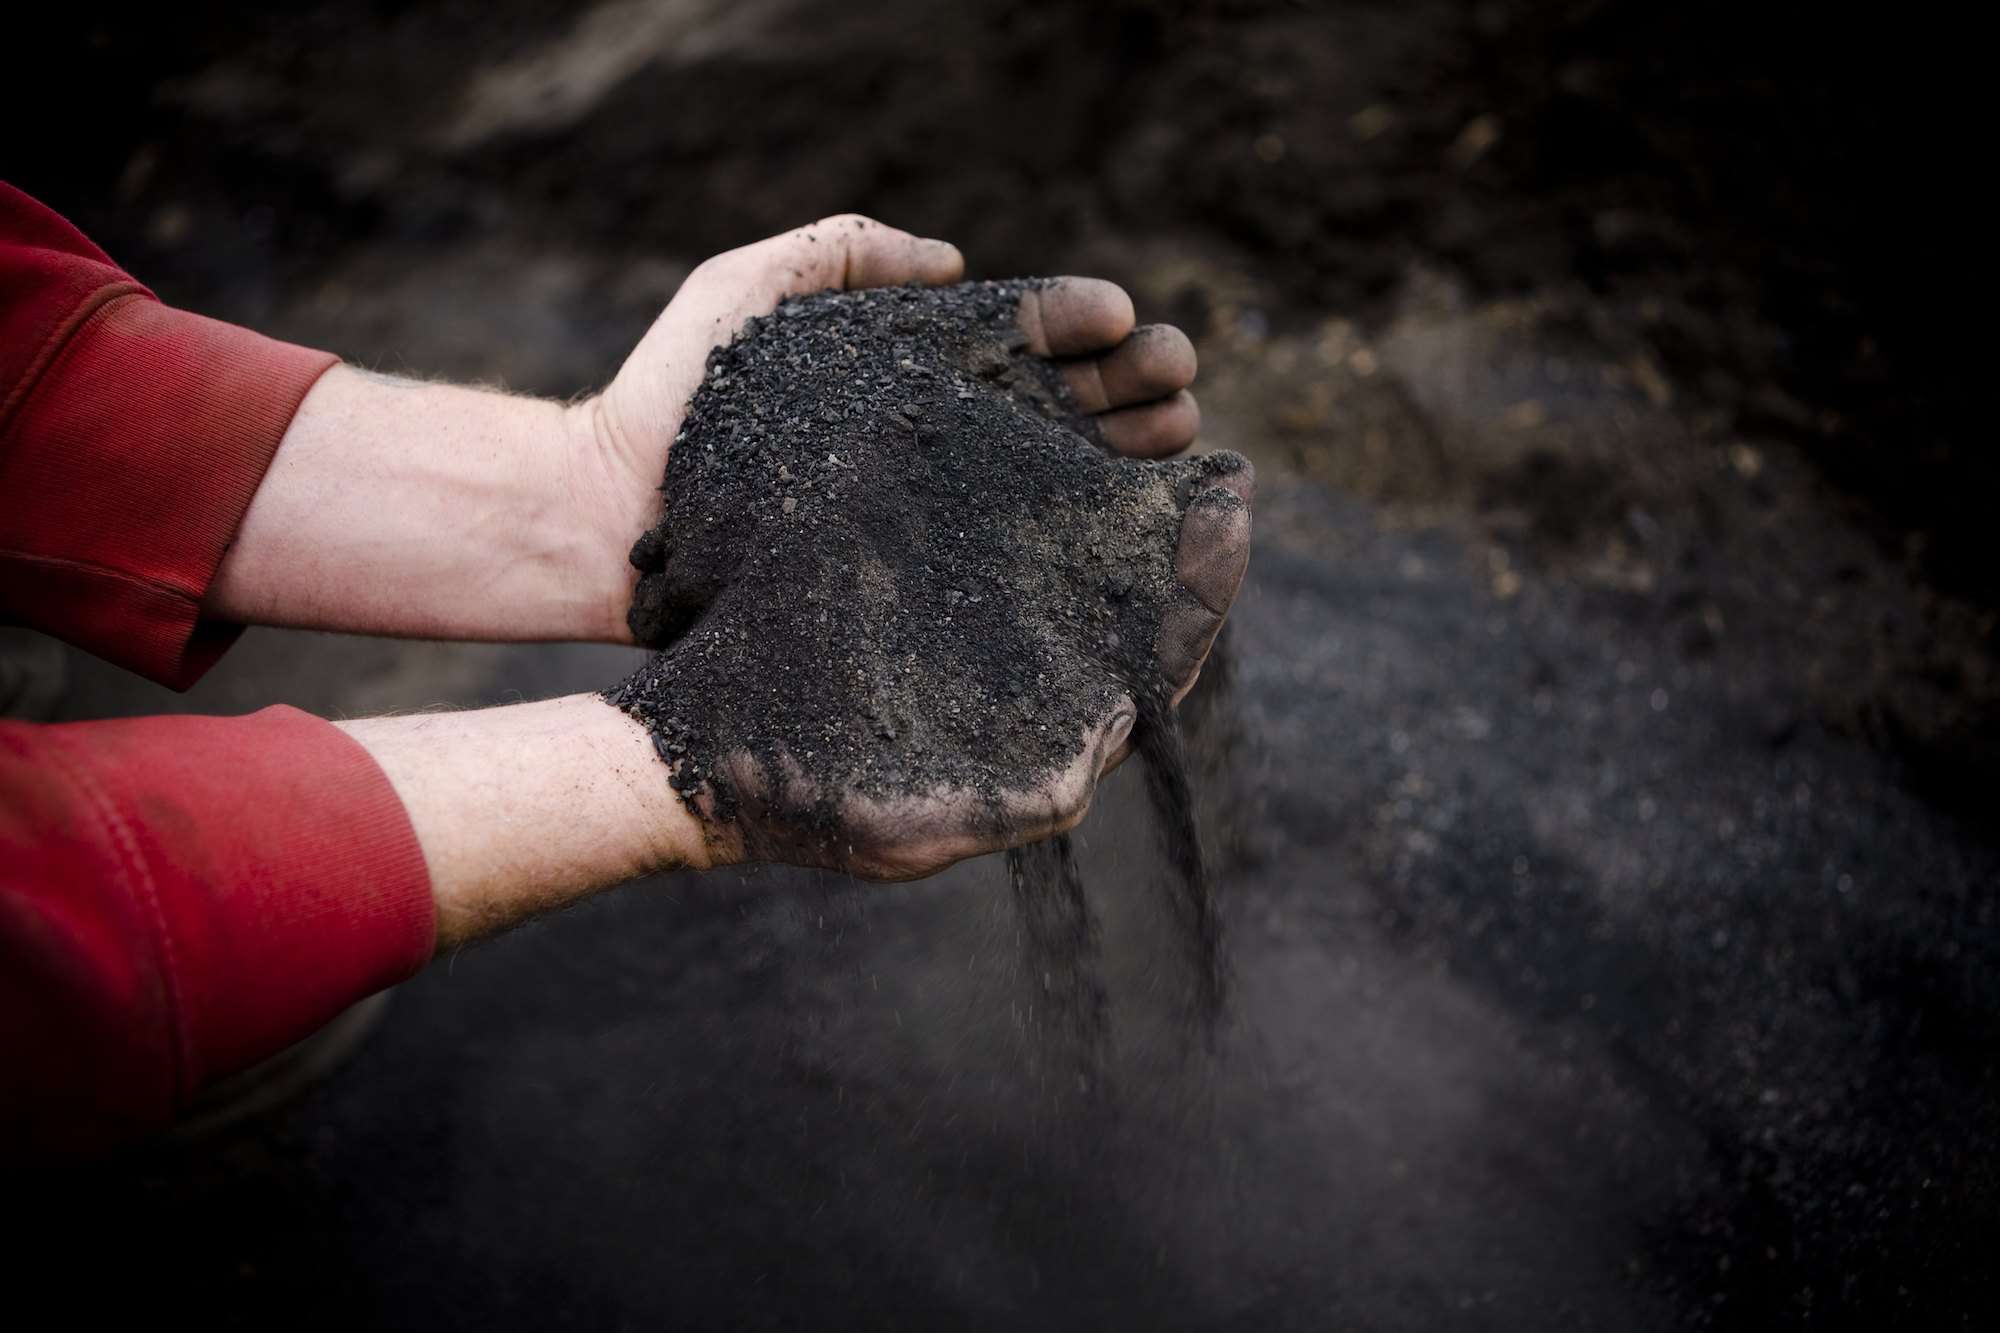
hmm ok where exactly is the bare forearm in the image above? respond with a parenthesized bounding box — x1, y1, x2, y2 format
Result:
(337, 694, 715, 952)
(206, 366, 643, 643)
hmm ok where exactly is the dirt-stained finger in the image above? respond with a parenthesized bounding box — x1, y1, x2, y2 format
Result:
(1060, 323, 1198, 414)
(1097, 389, 1201, 458)
(688, 216, 964, 348)
(1154, 464, 1253, 695)
(1098, 706, 1137, 775)
(835, 217, 965, 288)
(1017, 277, 1137, 357)
(742, 698, 1136, 880)
(1175, 485, 1252, 615)
(1156, 599, 1226, 698)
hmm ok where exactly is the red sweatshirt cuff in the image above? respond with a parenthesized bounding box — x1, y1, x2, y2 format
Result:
(0, 294, 337, 689)
(1, 706, 433, 1152)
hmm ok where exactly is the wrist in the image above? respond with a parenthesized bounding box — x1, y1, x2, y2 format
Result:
(341, 694, 724, 954)
(213, 366, 633, 644)
(556, 692, 724, 881)
(560, 393, 659, 644)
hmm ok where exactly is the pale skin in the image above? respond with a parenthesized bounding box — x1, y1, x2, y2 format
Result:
(207, 216, 1251, 952)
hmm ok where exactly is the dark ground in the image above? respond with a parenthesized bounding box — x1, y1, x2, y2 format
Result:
(5, 2, 1995, 1328)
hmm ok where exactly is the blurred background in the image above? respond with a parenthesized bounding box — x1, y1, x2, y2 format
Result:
(5, 1, 1994, 1328)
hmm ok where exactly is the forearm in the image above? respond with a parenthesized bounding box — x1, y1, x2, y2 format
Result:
(205, 367, 646, 643)
(337, 694, 716, 952)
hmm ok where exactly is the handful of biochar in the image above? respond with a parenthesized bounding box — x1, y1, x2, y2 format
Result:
(610, 279, 1236, 1018)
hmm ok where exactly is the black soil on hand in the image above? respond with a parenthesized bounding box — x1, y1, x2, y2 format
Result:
(608, 278, 1230, 1010)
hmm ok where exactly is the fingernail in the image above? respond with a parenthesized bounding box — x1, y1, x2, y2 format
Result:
(1196, 449, 1257, 502)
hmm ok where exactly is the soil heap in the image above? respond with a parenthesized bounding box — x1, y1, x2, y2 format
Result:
(609, 279, 1228, 1007)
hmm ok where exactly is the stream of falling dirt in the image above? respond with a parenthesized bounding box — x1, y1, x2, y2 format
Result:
(1003, 692, 1224, 1084)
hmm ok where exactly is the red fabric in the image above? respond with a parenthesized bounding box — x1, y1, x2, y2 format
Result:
(0, 181, 340, 686)
(0, 184, 436, 1159)
(0, 709, 435, 1156)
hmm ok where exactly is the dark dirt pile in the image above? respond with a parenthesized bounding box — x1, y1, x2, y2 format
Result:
(607, 277, 1230, 1012)
(611, 281, 1211, 815)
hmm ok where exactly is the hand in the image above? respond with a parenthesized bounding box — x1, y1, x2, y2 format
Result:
(603, 223, 1252, 879)
(570, 214, 1211, 638)
(208, 214, 1210, 648)
(339, 695, 715, 952)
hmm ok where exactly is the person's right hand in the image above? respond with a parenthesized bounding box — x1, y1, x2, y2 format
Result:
(209, 214, 1218, 655)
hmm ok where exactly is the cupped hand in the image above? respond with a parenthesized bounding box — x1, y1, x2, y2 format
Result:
(594, 215, 1249, 878)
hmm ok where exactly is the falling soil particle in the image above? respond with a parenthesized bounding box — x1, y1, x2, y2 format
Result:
(609, 278, 1233, 1012)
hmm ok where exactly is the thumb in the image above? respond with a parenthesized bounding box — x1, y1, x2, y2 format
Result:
(707, 214, 963, 310)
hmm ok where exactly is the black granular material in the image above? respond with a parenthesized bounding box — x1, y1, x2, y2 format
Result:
(609, 279, 1232, 1007)
(1005, 833, 1109, 1086)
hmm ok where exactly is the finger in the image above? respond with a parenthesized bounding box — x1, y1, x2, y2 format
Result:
(837, 783, 1057, 881)
(1099, 712, 1138, 775)
(705, 214, 961, 315)
(1158, 600, 1225, 701)
(832, 698, 1133, 879)
(1060, 324, 1198, 414)
(1097, 389, 1201, 458)
(996, 699, 1133, 840)
(637, 217, 961, 451)
(1156, 484, 1252, 695)
(1177, 483, 1252, 616)
(1016, 277, 1136, 357)
(1169, 661, 1205, 710)
(831, 216, 965, 288)
(713, 748, 815, 863)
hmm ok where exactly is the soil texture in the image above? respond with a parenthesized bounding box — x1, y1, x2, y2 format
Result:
(608, 278, 1233, 838)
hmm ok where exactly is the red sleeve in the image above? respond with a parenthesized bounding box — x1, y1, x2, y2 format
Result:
(0, 186, 436, 1160)
(0, 180, 339, 688)
(0, 707, 436, 1159)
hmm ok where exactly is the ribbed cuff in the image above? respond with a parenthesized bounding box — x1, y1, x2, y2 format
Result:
(52, 705, 436, 1098)
(0, 293, 337, 689)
